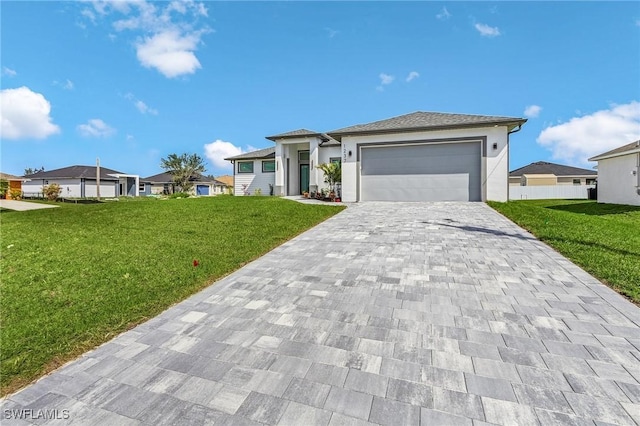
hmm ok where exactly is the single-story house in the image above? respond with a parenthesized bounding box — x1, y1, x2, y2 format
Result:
(226, 111, 527, 202)
(141, 172, 227, 196)
(215, 175, 234, 194)
(509, 161, 597, 186)
(0, 172, 28, 199)
(22, 165, 140, 198)
(588, 140, 640, 206)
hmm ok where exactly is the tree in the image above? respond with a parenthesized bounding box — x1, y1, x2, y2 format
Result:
(24, 166, 44, 175)
(160, 153, 206, 192)
(317, 162, 341, 195)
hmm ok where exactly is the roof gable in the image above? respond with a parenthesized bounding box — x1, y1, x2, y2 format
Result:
(266, 129, 320, 141)
(510, 161, 596, 177)
(327, 111, 526, 138)
(589, 140, 640, 161)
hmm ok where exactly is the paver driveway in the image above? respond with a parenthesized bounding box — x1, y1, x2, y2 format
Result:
(2, 202, 639, 425)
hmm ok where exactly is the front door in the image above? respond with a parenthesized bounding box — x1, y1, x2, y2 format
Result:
(300, 164, 309, 194)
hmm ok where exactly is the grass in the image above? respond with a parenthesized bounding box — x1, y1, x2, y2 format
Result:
(0, 196, 344, 395)
(488, 199, 640, 303)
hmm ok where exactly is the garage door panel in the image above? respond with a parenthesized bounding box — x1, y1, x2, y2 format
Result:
(360, 142, 481, 202)
(361, 174, 473, 201)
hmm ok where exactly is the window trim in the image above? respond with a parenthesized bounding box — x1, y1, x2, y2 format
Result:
(329, 157, 341, 165)
(238, 161, 254, 174)
(298, 151, 310, 161)
(262, 160, 275, 173)
(572, 178, 581, 185)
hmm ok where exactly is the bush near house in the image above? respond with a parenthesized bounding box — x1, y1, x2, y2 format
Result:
(0, 196, 344, 396)
(43, 183, 62, 201)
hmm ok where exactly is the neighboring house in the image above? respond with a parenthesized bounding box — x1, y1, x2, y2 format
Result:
(225, 147, 277, 196)
(141, 172, 227, 196)
(226, 111, 526, 202)
(215, 175, 234, 194)
(0, 172, 27, 199)
(509, 161, 597, 186)
(22, 165, 140, 198)
(589, 140, 640, 206)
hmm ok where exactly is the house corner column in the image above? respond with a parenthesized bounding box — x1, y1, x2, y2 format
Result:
(275, 142, 284, 196)
(309, 137, 319, 193)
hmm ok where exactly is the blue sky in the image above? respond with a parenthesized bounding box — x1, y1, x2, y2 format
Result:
(1, 1, 639, 178)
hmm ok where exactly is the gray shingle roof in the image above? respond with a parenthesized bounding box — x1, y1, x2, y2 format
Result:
(266, 129, 320, 141)
(327, 111, 526, 139)
(224, 147, 276, 161)
(22, 165, 125, 180)
(589, 140, 640, 161)
(509, 161, 596, 177)
(143, 172, 226, 185)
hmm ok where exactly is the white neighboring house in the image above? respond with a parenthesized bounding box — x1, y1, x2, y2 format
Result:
(589, 140, 640, 206)
(226, 111, 527, 202)
(22, 165, 140, 198)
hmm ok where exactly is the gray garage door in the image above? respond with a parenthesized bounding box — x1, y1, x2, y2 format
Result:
(361, 142, 482, 201)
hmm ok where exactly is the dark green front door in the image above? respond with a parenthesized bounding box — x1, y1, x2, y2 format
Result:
(300, 164, 309, 194)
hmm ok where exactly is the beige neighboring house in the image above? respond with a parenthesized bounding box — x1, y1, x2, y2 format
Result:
(215, 175, 234, 194)
(589, 140, 640, 206)
(509, 161, 597, 186)
(0, 172, 28, 199)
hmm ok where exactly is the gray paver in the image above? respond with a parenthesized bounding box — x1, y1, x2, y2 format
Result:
(3, 202, 640, 425)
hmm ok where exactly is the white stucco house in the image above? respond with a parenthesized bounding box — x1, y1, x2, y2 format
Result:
(22, 165, 140, 198)
(589, 140, 640, 206)
(226, 111, 527, 202)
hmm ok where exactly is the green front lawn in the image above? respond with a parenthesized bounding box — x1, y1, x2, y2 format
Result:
(0, 196, 344, 395)
(488, 200, 640, 303)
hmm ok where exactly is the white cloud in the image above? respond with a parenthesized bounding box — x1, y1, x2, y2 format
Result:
(475, 23, 501, 37)
(537, 101, 640, 166)
(636, 18, 640, 27)
(124, 93, 158, 114)
(0, 87, 60, 140)
(524, 105, 542, 118)
(204, 140, 243, 169)
(325, 27, 339, 38)
(82, 0, 210, 78)
(436, 7, 451, 20)
(376, 73, 395, 91)
(406, 71, 420, 82)
(53, 79, 74, 90)
(2, 67, 17, 77)
(77, 118, 116, 138)
(136, 30, 202, 78)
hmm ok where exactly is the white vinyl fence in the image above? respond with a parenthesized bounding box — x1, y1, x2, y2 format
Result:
(509, 185, 595, 200)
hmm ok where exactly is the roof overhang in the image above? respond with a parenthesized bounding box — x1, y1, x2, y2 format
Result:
(589, 146, 640, 162)
(327, 120, 527, 142)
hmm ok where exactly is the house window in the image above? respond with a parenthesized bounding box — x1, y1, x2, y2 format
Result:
(330, 157, 341, 165)
(573, 179, 581, 185)
(139, 183, 145, 192)
(238, 161, 254, 173)
(298, 151, 310, 161)
(586, 179, 596, 185)
(262, 160, 275, 173)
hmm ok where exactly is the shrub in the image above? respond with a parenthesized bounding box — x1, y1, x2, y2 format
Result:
(254, 188, 262, 196)
(168, 192, 190, 199)
(9, 189, 22, 200)
(0, 180, 8, 199)
(43, 183, 62, 201)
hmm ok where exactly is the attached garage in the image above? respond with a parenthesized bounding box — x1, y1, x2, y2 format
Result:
(196, 185, 210, 196)
(360, 141, 482, 202)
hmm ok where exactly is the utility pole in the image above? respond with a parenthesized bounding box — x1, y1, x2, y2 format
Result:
(96, 157, 101, 200)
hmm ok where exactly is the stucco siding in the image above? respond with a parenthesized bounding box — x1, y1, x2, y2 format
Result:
(597, 154, 640, 206)
(341, 126, 510, 202)
(85, 180, 117, 198)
